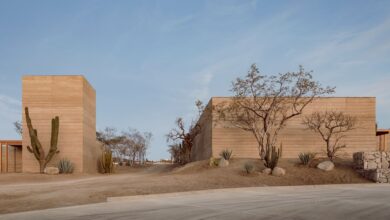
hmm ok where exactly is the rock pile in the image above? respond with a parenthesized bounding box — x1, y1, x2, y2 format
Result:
(353, 152, 390, 183)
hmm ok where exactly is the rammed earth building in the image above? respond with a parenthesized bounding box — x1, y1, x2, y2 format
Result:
(0, 75, 101, 173)
(192, 97, 387, 161)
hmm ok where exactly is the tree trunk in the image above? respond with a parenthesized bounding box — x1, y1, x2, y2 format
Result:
(39, 160, 46, 174)
(326, 141, 333, 161)
(259, 146, 266, 160)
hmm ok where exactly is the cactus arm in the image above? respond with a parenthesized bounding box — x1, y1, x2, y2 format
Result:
(25, 107, 45, 161)
(44, 116, 60, 166)
(27, 145, 33, 153)
(50, 117, 59, 149)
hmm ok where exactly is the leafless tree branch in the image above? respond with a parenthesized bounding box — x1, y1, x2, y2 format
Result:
(217, 64, 335, 160)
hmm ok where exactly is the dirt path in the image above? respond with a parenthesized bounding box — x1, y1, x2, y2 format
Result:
(0, 167, 175, 213)
(0, 159, 371, 214)
(2, 184, 390, 220)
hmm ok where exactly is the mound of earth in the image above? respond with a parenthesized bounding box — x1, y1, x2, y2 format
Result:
(0, 158, 370, 214)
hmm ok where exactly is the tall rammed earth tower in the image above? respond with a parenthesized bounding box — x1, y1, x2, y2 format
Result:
(22, 75, 100, 173)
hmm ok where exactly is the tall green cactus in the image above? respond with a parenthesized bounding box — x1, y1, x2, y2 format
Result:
(99, 150, 114, 173)
(264, 145, 281, 170)
(25, 107, 60, 173)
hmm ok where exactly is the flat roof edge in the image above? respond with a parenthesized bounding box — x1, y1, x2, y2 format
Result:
(22, 75, 95, 91)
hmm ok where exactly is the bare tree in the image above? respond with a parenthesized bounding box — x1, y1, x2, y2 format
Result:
(302, 111, 356, 161)
(166, 100, 204, 164)
(13, 121, 22, 136)
(122, 128, 152, 166)
(168, 143, 182, 164)
(96, 127, 124, 151)
(96, 127, 126, 164)
(97, 127, 152, 165)
(217, 64, 335, 160)
(141, 132, 152, 163)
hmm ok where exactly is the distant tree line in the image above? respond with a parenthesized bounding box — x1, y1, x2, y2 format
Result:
(13, 119, 152, 166)
(97, 127, 152, 166)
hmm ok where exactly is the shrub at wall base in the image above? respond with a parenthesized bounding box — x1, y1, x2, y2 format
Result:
(58, 158, 74, 174)
(99, 150, 114, 174)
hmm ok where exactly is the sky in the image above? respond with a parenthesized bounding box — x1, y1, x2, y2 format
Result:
(0, 0, 389, 160)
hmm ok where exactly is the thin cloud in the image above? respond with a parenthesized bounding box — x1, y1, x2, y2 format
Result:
(160, 15, 194, 32)
(190, 65, 217, 101)
(0, 94, 21, 119)
(294, 18, 390, 69)
(0, 94, 21, 138)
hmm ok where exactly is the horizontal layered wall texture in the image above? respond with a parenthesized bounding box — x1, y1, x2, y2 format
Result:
(193, 97, 377, 160)
(22, 75, 101, 173)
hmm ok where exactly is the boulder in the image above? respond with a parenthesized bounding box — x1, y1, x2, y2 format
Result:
(364, 161, 378, 170)
(317, 161, 334, 171)
(44, 167, 59, 175)
(218, 158, 229, 167)
(272, 167, 286, 176)
(262, 168, 272, 175)
(382, 160, 390, 169)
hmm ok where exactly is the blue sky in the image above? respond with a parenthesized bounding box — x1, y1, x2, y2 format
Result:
(0, 0, 389, 160)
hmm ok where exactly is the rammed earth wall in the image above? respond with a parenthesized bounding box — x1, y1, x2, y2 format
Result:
(353, 152, 390, 183)
(22, 75, 101, 173)
(193, 97, 377, 160)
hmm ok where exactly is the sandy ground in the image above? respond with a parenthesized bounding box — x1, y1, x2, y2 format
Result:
(1, 184, 389, 220)
(0, 159, 371, 214)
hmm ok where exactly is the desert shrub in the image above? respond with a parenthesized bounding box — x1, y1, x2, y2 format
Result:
(57, 158, 74, 174)
(264, 145, 281, 169)
(244, 162, 254, 174)
(168, 143, 191, 165)
(99, 150, 114, 174)
(209, 157, 219, 167)
(298, 152, 317, 165)
(220, 149, 233, 160)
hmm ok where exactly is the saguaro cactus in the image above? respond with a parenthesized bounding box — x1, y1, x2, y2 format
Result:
(99, 150, 114, 173)
(25, 107, 60, 173)
(264, 145, 281, 170)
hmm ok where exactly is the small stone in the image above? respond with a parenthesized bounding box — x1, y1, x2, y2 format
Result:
(218, 158, 229, 167)
(272, 167, 286, 176)
(44, 167, 59, 175)
(317, 161, 334, 171)
(366, 161, 378, 170)
(382, 160, 389, 169)
(262, 168, 272, 175)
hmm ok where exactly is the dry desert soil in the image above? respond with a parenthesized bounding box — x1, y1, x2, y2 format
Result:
(0, 158, 371, 214)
